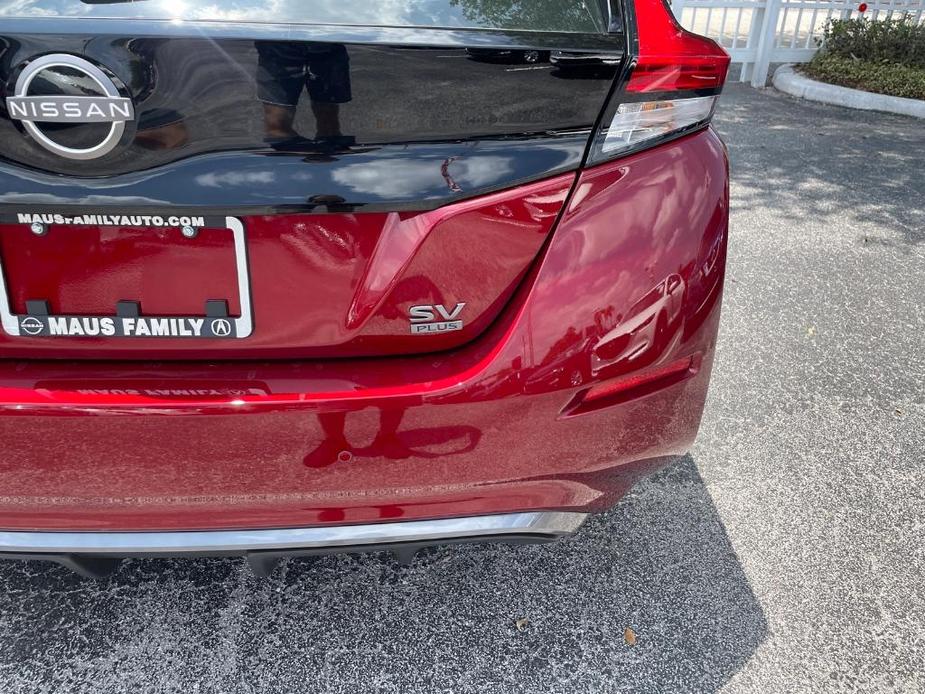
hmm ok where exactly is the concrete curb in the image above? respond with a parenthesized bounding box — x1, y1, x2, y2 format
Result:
(772, 64, 925, 119)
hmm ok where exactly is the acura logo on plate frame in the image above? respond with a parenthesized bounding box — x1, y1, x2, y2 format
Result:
(6, 54, 135, 160)
(210, 318, 232, 337)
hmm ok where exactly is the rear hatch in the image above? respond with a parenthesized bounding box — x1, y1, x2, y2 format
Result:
(0, 0, 624, 359)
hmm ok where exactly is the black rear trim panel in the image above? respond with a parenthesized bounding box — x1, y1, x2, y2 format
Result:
(0, 134, 589, 214)
(1, 23, 621, 211)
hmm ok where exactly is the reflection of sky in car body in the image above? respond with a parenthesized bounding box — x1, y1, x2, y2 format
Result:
(332, 155, 513, 198)
(0, 0, 605, 33)
(0, 137, 585, 208)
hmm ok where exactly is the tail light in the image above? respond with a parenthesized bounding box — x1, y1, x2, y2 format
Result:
(561, 355, 702, 417)
(587, 0, 730, 164)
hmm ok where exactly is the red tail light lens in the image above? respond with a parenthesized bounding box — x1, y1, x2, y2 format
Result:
(562, 355, 701, 417)
(627, 0, 730, 94)
(583, 356, 696, 404)
(588, 0, 730, 164)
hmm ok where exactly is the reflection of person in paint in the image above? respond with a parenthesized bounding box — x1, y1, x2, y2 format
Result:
(303, 272, 478, 468)
(304, 408, 413, 468)
(303, 405, 414, 521)
(128, 39, 190, 150)
(255, 41, 354, 148)
(303, 406, 483, 468)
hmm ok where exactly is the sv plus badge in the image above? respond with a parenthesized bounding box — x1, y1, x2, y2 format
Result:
(6, 54, 134, 160)
(409, 303, 466, 334)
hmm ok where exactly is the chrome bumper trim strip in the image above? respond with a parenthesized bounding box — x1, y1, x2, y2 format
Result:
(0, 512, 588, 555)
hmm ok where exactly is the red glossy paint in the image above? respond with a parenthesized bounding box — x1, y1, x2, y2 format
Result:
(0, 128, 728, 531)
(0, 174, 573, 359)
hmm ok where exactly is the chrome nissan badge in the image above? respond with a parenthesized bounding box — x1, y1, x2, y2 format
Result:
(6, 54, 134, 160)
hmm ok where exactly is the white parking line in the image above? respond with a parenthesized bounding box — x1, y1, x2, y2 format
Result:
(505, 65, 553, 72)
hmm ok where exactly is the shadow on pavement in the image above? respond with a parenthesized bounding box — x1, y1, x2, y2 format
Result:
(0, 455, 766, 693)
(714, 84, 925, 248)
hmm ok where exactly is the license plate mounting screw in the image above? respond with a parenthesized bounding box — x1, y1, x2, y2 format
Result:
(30, 222, 48, 236)
(181, 225, 199, 239)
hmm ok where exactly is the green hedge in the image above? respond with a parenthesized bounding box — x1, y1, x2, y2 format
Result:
(818, 17, 925, 69)
(801, 53, 925, 100)
(801, 17, 925, 100)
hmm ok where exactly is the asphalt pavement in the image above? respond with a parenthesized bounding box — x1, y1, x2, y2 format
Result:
(0, 83, 923, 693)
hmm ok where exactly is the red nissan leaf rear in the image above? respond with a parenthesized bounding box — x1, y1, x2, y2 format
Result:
(0, 0, 729, 576)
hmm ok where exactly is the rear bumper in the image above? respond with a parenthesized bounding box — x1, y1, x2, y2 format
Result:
(0, 129, 729, 536)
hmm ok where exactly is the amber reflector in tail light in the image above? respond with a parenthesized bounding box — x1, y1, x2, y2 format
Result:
(601, 95, 718, 155)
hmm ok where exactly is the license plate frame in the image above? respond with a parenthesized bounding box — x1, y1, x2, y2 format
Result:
(0, 215, 253, 340)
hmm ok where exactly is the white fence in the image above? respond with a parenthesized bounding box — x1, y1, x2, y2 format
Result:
(669, 0, 925, 87)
